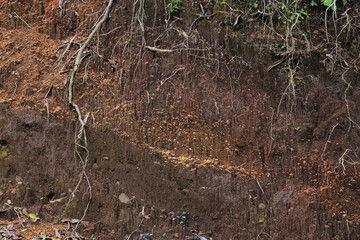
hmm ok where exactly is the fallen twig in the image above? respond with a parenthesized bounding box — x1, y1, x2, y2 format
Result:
(145, 46, 173, 53)
(14, 12, 32, 29)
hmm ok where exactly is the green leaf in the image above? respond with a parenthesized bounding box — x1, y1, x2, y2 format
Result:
(310, 0, 318, 6)
(322, 0, 333, 7)
(28, 213, 36, 219)
(343, 0, 348, 5)
(280, 3, 286, 10)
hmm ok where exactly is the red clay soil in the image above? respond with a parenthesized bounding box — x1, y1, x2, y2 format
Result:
(0, 0, 360, 239)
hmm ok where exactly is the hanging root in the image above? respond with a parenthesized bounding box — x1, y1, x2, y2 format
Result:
(62, 0, 114, 224)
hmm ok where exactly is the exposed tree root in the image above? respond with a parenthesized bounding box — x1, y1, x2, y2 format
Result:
(62, 0, 114, 225)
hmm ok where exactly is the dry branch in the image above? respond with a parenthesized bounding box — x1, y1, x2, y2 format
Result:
(14, 12, 32, 29)
(145, 46, 174, 53)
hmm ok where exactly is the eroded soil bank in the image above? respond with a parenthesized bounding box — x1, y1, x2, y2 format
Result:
(1, 0, 360, 239)
(0, 103, 359, 239)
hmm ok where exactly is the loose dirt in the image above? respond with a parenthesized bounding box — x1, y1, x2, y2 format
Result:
(0, 0, 359, 239)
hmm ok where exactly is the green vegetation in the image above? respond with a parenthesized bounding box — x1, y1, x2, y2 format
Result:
(167, 0, 180, 14)
(322, 0, 348, 11)
(278, 2, 309, 24)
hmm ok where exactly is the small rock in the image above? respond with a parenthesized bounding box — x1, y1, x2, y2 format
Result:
(23, 116, 36, 126)
(70, 219, 80, 224)
(258, 203, 266, 209)
(119, 193, 130, 204)
(168, 211, 175, 218)
(15, 176, 22, 182)
(206, 230, 213, 236)
(61, 218, 71, 223)
(93, 163, 99, 170)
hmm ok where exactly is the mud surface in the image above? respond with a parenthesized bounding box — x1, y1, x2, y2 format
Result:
(0, 103, 359, 239)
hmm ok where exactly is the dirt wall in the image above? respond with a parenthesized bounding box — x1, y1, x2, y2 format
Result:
(0, 0, 360, 239)
(1, 103, 360, 239)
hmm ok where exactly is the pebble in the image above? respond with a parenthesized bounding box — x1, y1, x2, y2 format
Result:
(118, 193, 130, 204)
(167, 210, 190, 226)
(206, 230, 213, 236)
(168, 211, 175, 218)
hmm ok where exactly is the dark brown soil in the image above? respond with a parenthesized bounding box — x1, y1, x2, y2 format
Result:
(0, 0, 360, 239)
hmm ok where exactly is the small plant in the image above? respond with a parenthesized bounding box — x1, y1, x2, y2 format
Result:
(294, 126, 301, 131)
(278, 3, 309, 24)
(321, 0, 349, 11)
(248, 0, 259, 10)
(167, 0, 180, 14)
(310, 0, 318, 6)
